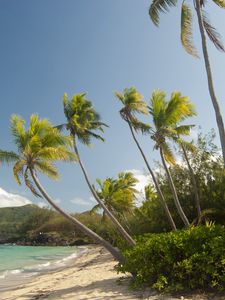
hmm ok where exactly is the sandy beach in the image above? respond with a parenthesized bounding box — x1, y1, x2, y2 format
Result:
(0, 245, 223, 300)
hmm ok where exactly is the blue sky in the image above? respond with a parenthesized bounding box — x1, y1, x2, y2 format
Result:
(0, 0, 225, 212)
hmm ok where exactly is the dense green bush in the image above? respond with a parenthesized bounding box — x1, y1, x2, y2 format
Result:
(118, 224, 225, 291)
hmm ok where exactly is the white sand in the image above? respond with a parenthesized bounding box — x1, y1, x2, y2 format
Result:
(0, 246, 223, 300)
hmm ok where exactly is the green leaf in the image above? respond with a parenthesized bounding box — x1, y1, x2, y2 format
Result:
(212, 0, 225, 8)
(202, 11, 225, 52)
(0, 150, 19, 164)
(181, 1, 199, 57)
(149, 0, 178, 26)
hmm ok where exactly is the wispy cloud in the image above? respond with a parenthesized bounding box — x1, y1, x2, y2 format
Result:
(0, 187, 32, 208)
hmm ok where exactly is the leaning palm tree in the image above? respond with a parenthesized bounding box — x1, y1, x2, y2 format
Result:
(91, 172, 138, 227)
(0, 114, 124, 262)
(176, 138, 201, 222)
(149, 0, 225, 166)
(148, 90, 196, 227)
(116, 87, 177, 230)
(57, 93, 135, 247)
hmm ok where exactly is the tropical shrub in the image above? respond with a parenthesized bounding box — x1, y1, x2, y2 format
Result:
(118, 224, 225, 291)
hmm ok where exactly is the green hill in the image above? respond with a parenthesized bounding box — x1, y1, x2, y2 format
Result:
(0, 205, 55, 243)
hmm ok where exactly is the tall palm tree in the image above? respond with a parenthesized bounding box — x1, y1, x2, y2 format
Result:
(148, 90, 196, 227)
(57, 93, 135, 247)
(176, 139, 201, 222)
(0, 114, 124, 263)
(91, 172, 138, 226)
(116, 87, 177, 230)
(149, 0, 225, 167)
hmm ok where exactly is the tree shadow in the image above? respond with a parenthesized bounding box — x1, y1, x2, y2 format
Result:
(23, 277, 142, 300)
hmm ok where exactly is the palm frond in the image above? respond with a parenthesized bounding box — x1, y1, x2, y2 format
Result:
(0, 150, 19, 164)
(10, 115, 27, 151)
(85, 130, 105, 142)
(179, 139, 197, 153)
(35, 160, 59, 180)
(38, 146, 76, 162)
(132, 120, 151, 134)
(149, 0, 178, 26)
(203, 11, 225, 52)
(25, 169, 42, 198)
(165, 92, 196, 125)
(90, 204, 101, 215)
(13, 160, 26, 185)
(115, 91, 125, 104)
(181, 1, 199, 57)
(212, 0, 225, 8)
(116, 87, 148, 116)
(54, 123, 67, 132)
(174, 124, 195, 136)
(161, 142, 176, 165)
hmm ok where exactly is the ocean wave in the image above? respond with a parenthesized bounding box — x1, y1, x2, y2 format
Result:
(0, 246, 87, 288)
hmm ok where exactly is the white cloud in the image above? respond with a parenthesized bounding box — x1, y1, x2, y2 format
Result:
(126, 169, 152, 193)
(0, 187, 32, 208)
(70, 197, 91, 206)
(189, 127, 198, 141)
(37, 201, 48, 208)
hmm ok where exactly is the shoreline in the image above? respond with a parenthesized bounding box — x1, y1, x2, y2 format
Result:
(0, 245, 144, 300)
(0, 245, 87, 292)
(0, 245, 224, 300)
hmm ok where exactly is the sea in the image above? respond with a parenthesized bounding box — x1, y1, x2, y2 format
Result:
(0, 244, 86, 291)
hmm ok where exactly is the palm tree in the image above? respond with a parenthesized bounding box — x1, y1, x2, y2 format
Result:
(57, 93, 135, 247)
(116, 87, 177, 230)
(176, 139, 201, 222)
(91, 172, 138, 227)
(0, 114, 124, 263)
(149, 0, 225, 167)
(148, 90, 196, 227)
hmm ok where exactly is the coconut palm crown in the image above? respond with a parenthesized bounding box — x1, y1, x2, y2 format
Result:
(91, 172, 139, 218)
(149, 0, 225, 57)
(149, 90, 196, 164)
(115, 87, 151, 134)
(59, 93, 108, 144)
(0, 114, 75, 196)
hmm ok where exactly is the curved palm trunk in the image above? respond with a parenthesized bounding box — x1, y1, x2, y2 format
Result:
(127, 122, 177, 230)
(181, 144, 201, 222)
(72, 137, 136, 247)
(195, 0, 225, 167)
(160, 148, 190, 227)
(29, 168, 125, 263)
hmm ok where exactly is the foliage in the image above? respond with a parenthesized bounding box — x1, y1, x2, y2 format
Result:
(130, 130, 225, 232)
(59, 92, 108, 145)
(118, 224, 225, 291)
(0, 114, 75, 196)
(148, 90, 196, 165)
(149, 0, 225, 55)
(91, 172, 139, 221)
(115, 87, 151, 133)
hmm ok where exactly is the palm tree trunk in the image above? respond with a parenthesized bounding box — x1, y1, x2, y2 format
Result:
(181, 144, 201, 222)
(72, 137, 136, 247)
(195, 0, 225, 167)
(29, 168, 125, 263)
(127, 122, 177, 230)
(160, 148, 190, 227)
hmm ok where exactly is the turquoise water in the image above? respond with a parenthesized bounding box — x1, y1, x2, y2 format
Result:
(0, 245, 85, 290)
